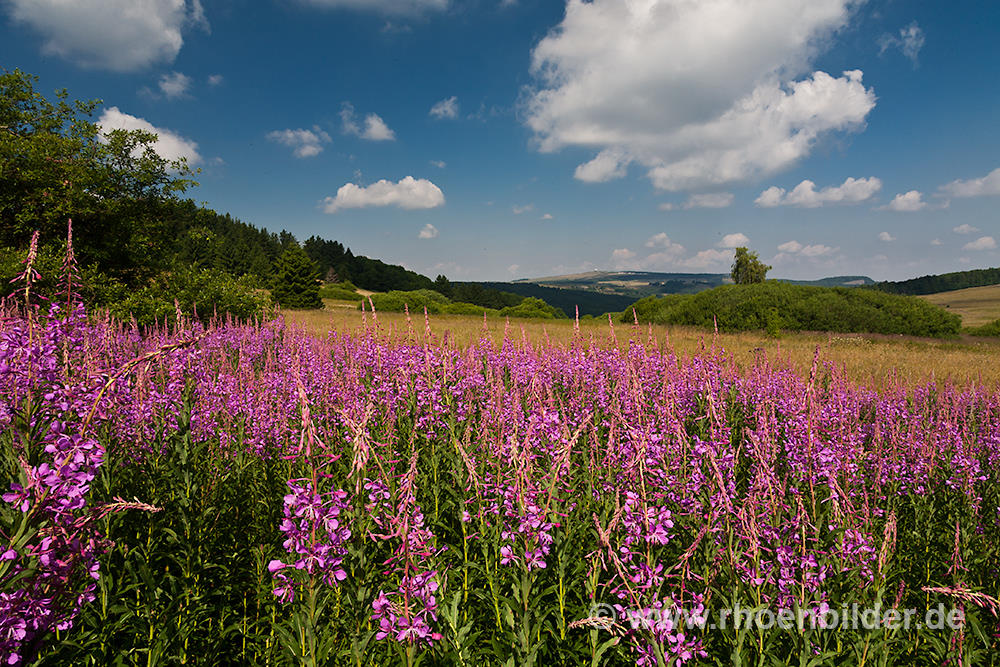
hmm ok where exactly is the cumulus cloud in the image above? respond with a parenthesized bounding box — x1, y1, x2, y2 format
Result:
(429, 96, 459, 119)
(930, 239, 942, 246)
(755, 177, 881, 207)
(644, 232, 686, 255)
(207, 73, 224, 86)
(97, 107, 201, 164)
(878, 22, 925, 66)
(526, 0, 875, 191)
(882, 190, 927, 212)
(429, 160, 447, 168)
(953, 224, 979, 234)
(418, 223, 439, 239)
(299, 0, 448, 14)
(340, 103, 396, 141)
(574, 149, 629, 183)
(718, 233, 749, 248)
(157, 71, 192, 99)
(612, 248, 636, 261)
(322, 176, 445, 213)
(878, 231, 895, 242)
(963, 236, 997, 251)
(939, 167, 1000, 198)
(777, 240, 835, 257)
(7, 0, 205, 71)
(540, 213, 554, 220)
(267, 127, 332, 158)
(512, 204, 534, 215)
(677, 249, 733, 270)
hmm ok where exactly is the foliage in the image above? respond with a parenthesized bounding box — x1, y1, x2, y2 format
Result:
(967, 318, 1000, 337)
(499, 296, 566, 319)
(622, 282, 962, 337)
(873, 266, 1000, 296)
(730, 247, 770, 285)
(318, 283, 363, 302)
(272, 247, 322, 310)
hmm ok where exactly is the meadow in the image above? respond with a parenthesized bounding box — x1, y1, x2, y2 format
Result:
(4, 277, 1000, 666)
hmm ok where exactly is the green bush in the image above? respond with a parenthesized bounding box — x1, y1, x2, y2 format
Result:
(318, 285, 363, 301)
(499, 297, 567, 319)
(968, 318, 1000, 337)
(362, 289, 451, 313)
(621, 282, 961, 337)
(107, 267, 273, 325)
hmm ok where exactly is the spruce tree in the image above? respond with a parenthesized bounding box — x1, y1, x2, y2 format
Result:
(271, 246, 322, 309)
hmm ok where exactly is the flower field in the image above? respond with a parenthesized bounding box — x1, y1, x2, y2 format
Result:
(3, 290, 1000, 664)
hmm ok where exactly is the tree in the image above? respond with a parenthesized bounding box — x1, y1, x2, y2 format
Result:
(0, 69, 197, 280)
(730, 247, 771, 284)
(271, 246, 322, 309)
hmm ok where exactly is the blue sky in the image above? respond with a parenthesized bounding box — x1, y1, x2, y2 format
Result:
(3, 0, 999, 282)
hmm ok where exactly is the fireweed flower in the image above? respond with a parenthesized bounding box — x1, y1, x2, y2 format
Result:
(268, 481, 351, 603)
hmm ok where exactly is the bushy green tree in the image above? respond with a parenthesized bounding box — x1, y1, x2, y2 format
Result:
(730, 247, 771, 284)
(271, 246, 322, 309)
(0, 69, 197, 281)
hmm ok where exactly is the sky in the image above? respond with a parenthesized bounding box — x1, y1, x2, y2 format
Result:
(2, 0, 999, 282)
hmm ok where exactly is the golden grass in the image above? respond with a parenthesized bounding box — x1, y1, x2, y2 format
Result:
(920, 283, 1000, 327)
(282, 300, 1000, 390)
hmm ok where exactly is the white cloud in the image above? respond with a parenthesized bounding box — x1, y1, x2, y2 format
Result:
(418, 223, 439, 239)
(776, 240, 835, 257)
(507, 264, 520, 274)
(878, 22, 925, 66)
(611, 248, 636, 261)
(878, 231, 895, 242)
(574, 149, 629, 183)
(540, 213, 554, 220)
(97, 107, 201, 164)
(883, 190, 927, 212)
(526, 1, 875, 191)
(429, 160, 447, 168)
(267, 127, 332, 158)
(953, 224, 979, 235)
(322, 176, 445, 213)
(644, 232, 682, 251)
(364, 114, 396, 141)
(755, 177, 882, 207)
(7, 0, 205, 71)
(677, 248, 733, 270)
(512, 204, 535, 215)
(964, 236, 997, 251)
(207, 73, 223, 86)
(299, 0, 448, 14)
(939, 167, 1000, 198)
(429, 96, 459, 119)
(157, 71, 192, 99)
(340, 104, 396, 141)
(685, 193, 734, 209)
(657, 202, 676, 211)
(718, 233, 749, 248)
(930, 238, 942, 246)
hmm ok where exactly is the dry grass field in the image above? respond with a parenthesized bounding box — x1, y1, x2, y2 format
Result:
(281, 299, 1000, 390)
(920, 283, 1000, 327)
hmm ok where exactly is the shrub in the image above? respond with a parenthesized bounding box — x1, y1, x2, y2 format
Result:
(318, 285, 363, 301)
(622, 282, 961, 337)
(968, 318, 1000, 337)
(499, 297, 567, 319)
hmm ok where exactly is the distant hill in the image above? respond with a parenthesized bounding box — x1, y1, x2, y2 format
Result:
(479, 282, 635, 317)
(919, 284, 1000, 327)
(512, 271, 874, 298)
(872, 267, 1000, 296)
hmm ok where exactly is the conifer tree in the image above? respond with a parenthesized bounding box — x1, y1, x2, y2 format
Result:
(271, 246, 322, 309)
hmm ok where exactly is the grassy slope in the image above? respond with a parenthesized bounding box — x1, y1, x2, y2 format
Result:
(282, 304, 1000, 390)
(919, 283, 1000, 327)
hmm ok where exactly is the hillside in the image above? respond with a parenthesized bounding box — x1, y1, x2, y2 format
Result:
(873, 267, 1000, 295)
(516, 270, 873, 296)
(919, 284, 1000, 327)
